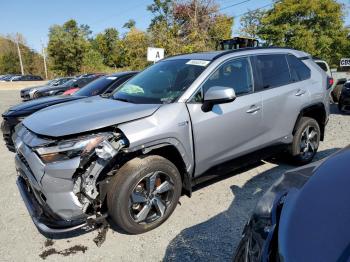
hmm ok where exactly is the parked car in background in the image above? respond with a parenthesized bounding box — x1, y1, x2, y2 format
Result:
(62, 88, 79, 95)
(314, 58, 332, 76)
(62, 74, 107, 95)
(20, 77, 74, 101)
(11, 75, 43, 81)
(31, 74, 103, 99)
(1, 72, 137, 152)
(233, 146, 350, 262)
(0, 74, 21, 82)
(313, 58, 350, 103)
(12, 48, 329, 235)
(338, 80, 350, 112)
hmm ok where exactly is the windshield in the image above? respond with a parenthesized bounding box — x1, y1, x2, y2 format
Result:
(75, 76, 117, 96)
(113, 59, 208, 104)
(62, 79, 77, 87)
(47, 79, 57, 86)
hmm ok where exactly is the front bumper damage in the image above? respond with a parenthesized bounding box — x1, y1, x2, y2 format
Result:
(13, 124, 127, 235)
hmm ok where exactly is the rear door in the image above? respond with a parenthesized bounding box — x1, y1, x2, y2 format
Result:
(252, 54, 311, 144)
(186, 57, 264, 176)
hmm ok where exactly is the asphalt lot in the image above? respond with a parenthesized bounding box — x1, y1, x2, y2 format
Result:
(0, 89, 349, 261)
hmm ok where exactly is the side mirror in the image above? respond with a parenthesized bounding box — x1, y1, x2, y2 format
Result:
(202, 86, 236, 112)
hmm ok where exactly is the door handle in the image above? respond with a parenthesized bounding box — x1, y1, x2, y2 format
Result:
(295, 89, 306, 96)
(246, 105, 261, 114)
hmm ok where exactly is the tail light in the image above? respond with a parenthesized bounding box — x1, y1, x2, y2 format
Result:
(327, 77, 334, 89)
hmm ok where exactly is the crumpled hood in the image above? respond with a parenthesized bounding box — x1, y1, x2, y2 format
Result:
(4, 95, 84, 116)
(278, 147, 350, 261)
(23, 96, 161, 137)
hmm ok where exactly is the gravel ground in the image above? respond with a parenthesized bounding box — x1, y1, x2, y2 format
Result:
(0, 90, 349, 262)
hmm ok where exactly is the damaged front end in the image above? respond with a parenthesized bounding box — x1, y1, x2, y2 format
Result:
(14, 123, 129, 235)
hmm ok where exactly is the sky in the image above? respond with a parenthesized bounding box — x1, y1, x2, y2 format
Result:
(0, 0, 349, 52)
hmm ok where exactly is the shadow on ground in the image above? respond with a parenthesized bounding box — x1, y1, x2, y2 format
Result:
(330, 103, 350, 115)
(163, 148, 339, 262)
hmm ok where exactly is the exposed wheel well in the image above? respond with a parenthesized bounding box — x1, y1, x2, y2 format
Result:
(293, 103, 327, 141)
(144, 145, 192, 197)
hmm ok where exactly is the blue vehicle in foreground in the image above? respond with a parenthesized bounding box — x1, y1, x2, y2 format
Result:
(234, 145, 350, 261)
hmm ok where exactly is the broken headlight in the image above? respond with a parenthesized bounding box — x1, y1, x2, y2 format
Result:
(35, 133, 112, 163)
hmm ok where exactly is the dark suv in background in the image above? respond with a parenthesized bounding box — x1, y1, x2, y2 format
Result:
(20, 77, 74, 101)
(31, 74, 103, 99)
(2, 71, 137, 152)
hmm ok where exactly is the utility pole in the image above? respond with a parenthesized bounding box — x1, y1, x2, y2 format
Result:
(41, 38, 48, 79)
(15, 34, 24, 75)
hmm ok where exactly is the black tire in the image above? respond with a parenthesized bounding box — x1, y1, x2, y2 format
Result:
(338, 101, 343, 112)
(33, 91, 39, 99)
(107, 155, 182, 234)
(290, 117, 320, 165)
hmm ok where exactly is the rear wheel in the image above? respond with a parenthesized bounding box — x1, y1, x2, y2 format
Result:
(107, 155, 182, 234)
(290, 117, 320, 165)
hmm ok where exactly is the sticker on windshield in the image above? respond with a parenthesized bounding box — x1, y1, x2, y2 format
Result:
(186, 60, 210, 67)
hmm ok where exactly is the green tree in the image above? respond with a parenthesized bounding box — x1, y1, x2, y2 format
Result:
(258, 0, 349, 66)
(93, 28, 119, 67)
(208, 15, 234, 47)
(173, 0, 233, 52)
(120, 28, 149, 70)
(147, 0, 174, 27)
(0, 35, 44, 76)
(123, 19, 136, 29)
(239, 9, 265, 38)
(47, 19, 89, 75)
(0, 51, 20, 74)
(148, 0, 233, 55)
(81, 48, 105, 73)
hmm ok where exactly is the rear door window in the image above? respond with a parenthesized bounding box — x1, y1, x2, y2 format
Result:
(287, 54, 311, 82)
(255, 54, 291, 89)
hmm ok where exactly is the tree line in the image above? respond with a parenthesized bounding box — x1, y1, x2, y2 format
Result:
(0, 0, 349, 77)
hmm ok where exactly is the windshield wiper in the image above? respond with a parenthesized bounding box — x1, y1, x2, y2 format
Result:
(100, 93, 111, 98)
(113, 97, 131, 103)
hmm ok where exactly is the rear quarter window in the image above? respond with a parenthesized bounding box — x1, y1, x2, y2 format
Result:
(315, 62, 328, 72)
(287, 54, 311, 82)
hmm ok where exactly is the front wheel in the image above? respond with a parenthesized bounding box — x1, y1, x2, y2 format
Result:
(290, 117, 320, 165)
(107, 155, 182, 234)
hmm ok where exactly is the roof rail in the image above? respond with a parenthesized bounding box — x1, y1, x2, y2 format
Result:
(212, 46, 298, 60)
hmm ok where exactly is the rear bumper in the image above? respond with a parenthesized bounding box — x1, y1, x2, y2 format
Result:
(16, 175, 88, 235)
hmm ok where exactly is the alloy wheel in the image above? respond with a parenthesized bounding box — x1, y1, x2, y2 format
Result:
(299, 125, 318, 160)
(129, 171, 175, 224)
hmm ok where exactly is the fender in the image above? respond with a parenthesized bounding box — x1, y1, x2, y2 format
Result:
(292, 102, 327, 141)
(125, 138, 193, 197)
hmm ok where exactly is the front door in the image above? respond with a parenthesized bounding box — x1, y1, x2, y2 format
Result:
(186, 57, 263, 176)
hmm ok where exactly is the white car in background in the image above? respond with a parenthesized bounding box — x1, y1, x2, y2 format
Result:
(314, 58, 350, 103)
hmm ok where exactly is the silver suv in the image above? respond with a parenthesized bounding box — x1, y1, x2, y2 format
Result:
(13, 48, 329, 235)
